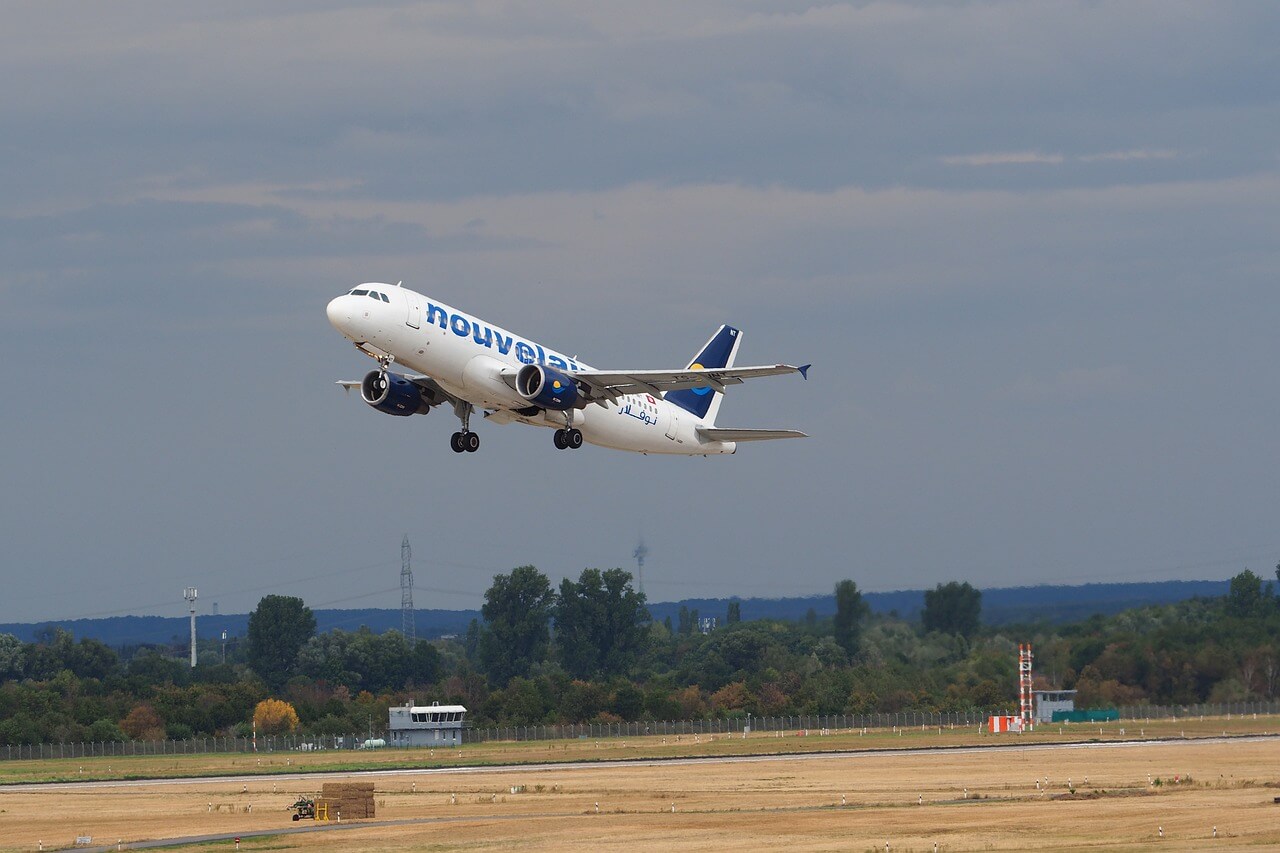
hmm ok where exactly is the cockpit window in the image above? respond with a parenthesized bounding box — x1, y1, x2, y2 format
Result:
(350, 289, 368, 296)
(381, 292, 390, 302)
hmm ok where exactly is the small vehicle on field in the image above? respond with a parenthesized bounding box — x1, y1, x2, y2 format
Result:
(289, 796, 316, 820)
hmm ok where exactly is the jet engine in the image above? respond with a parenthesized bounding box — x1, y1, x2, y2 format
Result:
(360, 370, 433, 416)
(516, 364, 579, 410)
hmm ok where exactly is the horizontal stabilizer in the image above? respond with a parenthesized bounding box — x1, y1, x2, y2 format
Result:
(696, 427, 809, 442)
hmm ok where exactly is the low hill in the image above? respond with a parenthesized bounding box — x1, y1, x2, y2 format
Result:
(644, 580, 1230, 628)
(0, 580, 1231, 647)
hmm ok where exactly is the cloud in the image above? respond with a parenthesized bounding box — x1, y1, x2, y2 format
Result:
(1078, 149, 1181, 163)
(3, 1, 1277, 215)
(942, 151, 1066, 167)
(944, 148, 1183, 168)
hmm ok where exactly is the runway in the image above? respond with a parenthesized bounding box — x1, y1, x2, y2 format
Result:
(6, 732, 1269, 792)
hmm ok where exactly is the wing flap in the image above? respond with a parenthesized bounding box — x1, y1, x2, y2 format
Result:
(573, 363, 806, 402)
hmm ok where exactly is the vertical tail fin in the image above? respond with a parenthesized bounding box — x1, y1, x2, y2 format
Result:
(665, 324, 741, 424)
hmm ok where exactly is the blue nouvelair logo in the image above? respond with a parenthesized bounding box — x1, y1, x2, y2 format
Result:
(666, 325, 739, 419)
(425, 302, 580, 371)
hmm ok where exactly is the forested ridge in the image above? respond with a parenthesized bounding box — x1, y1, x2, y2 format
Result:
(0, 567, 1275, 745)
(0, 580, 1230, 646)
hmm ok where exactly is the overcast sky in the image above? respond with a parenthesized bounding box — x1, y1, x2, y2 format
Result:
(3, 1, 1279, 625)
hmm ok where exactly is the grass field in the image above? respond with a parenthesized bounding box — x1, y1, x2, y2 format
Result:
(1, 713, 1275, 786)
(3, 715, 1280, 851)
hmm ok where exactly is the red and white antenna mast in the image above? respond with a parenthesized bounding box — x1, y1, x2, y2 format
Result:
(1018, 643, 1034, 730)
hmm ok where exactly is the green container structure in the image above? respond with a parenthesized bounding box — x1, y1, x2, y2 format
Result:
(1051, 709, 1120, 723)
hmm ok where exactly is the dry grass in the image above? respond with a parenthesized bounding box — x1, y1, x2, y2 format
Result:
(1, 712, 1272, 785)
(3, 717, 1280, 851)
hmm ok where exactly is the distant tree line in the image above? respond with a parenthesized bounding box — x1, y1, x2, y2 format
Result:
(0, 565, 1277, 745)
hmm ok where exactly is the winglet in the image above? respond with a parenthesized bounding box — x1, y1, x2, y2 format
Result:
(798, 364, 811, 380)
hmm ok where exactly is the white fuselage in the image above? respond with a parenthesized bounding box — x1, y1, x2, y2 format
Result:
(326, 284, 736, 455)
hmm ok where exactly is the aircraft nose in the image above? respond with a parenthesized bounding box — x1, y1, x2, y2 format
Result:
(326, 296, 348, 330)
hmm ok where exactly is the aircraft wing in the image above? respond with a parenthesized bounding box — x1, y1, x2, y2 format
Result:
(571, 363, 810, 403)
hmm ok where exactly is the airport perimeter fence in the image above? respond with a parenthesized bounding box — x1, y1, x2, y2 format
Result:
(463, 710, 994, 744)
(5, 699, 1280, 761)
(1115, 699, 1280, 721)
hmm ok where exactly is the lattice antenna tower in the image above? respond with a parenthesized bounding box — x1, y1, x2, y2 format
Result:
(1018, 643, 1034, 729)
(401, 535, 415, 644)
(632, 537, 648, 597)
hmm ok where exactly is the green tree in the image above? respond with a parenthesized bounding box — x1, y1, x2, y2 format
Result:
(1226, 569, 1268, 618)
(555, 568, 649, 680)
(246, 595, 316, 689)
(463, 618, 482, 660)
(558, 679, 607, 722)
(833, 579, 869, 657)
(25, 628, 119, 681)
(478, 566, 555, 686)
(127, 649, 189, 687)
(922, 581, 983, 639)
(410, 639, 442, 685)
(610, 682, 645, 720)
(487, 675, 552, 725)
(296, 627, 439, 693)
(726, 600, 742, 624)
(0, 633, 25, 680)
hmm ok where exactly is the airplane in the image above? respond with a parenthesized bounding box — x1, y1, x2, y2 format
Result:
(326, 283, 810, 455)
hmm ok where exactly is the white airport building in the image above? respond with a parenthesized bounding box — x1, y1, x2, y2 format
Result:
(1033, 689, 1077, 723)
(388, 701, 467, 747)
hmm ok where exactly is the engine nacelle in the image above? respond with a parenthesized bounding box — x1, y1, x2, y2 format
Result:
(516, 364, 579, 411)
(360, 370, 432, 416)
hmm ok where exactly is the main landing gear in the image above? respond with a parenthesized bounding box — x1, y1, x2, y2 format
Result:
(553, 428, 583, 450)
(553, 410, 583, 450)
(450, 401, 479, 453)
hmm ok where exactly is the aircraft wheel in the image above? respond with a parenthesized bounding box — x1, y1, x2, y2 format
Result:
(567, 428, 584, 449)
(450, 432, 466, 453)
(553, 429, 568, 450)
(465, 431, 480, 452)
